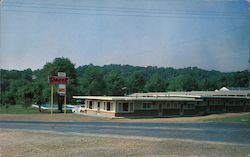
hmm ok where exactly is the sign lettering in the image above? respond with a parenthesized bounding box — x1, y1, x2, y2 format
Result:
(48, 76, 69, 84)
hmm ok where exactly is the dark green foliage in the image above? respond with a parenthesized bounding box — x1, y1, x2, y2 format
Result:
(167, 74, 199, 91)
(128, 71, 146, 93)
(39, 57, 78, 103)
(80, 66, 106, 95)
(232, 70, 249, 87)
(1, 58, 249, 108)
(200, 79, 218, 91)
(104, 71, 126, 96)
(19, 84, 34, 108)
(144, 74, 167, 92)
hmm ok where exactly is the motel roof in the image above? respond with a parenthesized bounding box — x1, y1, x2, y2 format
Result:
(130, 90, 250, 99)
(72, 96, 202, 102)
(73, 90, 250, 101)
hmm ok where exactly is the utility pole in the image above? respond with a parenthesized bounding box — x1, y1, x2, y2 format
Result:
(249, 1, 250, 88)
(0, 0, 3, 70)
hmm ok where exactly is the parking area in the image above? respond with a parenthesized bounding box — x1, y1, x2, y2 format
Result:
(0, 128, 249, 157)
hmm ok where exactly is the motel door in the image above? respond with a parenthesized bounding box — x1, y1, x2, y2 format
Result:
(180, 103, 184, 115)
(158, 103, 163, 116)
(97, 102, 100, 114)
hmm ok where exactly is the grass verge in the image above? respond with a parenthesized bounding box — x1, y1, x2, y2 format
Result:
(0, 105, 72, 114)
(202, 113, 250, 122)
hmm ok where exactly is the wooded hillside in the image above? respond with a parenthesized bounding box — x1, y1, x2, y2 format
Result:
(1, 57, 249, 107)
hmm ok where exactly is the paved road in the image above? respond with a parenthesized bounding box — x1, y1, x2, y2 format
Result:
(0, 121, 249, 145)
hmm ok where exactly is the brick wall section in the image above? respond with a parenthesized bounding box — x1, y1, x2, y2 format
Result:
(245, 106, 250, 112)
(115, 110, 159, 117)
(196, 106, 207, 111)
(183, 109, 197, 115)
(209, 105, 225, 112)
(162, 109, 180, 115)
(226, 106, 244, 112)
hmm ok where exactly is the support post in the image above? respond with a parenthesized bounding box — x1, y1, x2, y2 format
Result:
(64, 95, 66, 114)
(51, 84, 54, 115)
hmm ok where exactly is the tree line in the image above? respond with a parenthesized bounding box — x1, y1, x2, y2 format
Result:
(1, 57, 249, 108)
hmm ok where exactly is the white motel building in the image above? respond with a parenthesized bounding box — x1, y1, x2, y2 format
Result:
(73, 88, 250, 117)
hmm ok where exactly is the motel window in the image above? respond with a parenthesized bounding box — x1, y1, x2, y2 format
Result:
(166, 103, 171, 109)
(166, 103, 180, 109)
(170, 104, 174, 108)
(197, 102, 202, 105)
(184, 104, 195, 109)
(118, 103, 123, 111)
(129, 103, 133, 111)
(89, 101, 93, 109)
(123, 103, 129, 111)
(107, 102, 111, 111)
(189, 104, 194, 109)
(97, 102, 100, 108)
(175, 104, 180, 109)
(142, 102, 153, 109)
(118, 102, 133, 112)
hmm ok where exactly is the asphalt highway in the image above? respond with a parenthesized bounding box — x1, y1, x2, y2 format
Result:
(0, 121, 248, 145)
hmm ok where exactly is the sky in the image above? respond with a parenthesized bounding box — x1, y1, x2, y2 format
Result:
(0, 0, 249, 72)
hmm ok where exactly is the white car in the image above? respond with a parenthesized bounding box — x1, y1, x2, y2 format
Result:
(72, 105, 85, 113)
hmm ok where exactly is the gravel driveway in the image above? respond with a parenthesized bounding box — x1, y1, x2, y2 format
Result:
(0, 129, 249, 157)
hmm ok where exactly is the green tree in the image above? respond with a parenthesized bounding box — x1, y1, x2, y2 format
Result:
(217, 76, 232, 88)
(80, 67, 106, 95)
(1, 91, 16, 105)
(105, 71, 126, 96)
(144, 74, 167, 92)
(168, 74, 199, 91)
(232, 71, 249, 87)
(32, 82, 44, 106)
(128, 71, 146, 93)
(18, 84, 34, 108)
(40, 57, 78, 103)
(200, 79, 217, 91)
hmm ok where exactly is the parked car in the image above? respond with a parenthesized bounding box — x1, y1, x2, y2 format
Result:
(72, 105, 85, 113)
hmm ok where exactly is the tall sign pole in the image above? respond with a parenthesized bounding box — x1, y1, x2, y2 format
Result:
(64, 93, 67, 114)
(249, 2, 250, 88)
(58, 72, 67, 114)
(51, 84, 54, 115)
(249, 0, 250, 88)
(248, 0, 250, 88)
(48, 74, 69, 115)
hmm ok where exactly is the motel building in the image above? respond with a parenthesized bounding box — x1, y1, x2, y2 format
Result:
(73, 89, 250, 117)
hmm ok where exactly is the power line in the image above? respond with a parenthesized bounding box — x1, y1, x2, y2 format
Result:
(3, 3, 249, 18)
(4, 1, 248, 15)
(1, 5, 248, 20)
(2, 1, 249, 19)
(1, 9, 249, 20)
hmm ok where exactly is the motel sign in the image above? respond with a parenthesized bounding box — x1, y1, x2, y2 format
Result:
(48, 73, 69, 115)
(48, 76, 69, 84)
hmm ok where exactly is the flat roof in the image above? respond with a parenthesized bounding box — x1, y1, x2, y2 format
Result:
(130, 90, 250, 99)
(73, 96, 202, 102)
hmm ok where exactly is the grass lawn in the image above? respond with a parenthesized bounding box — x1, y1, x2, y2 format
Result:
(0, 105, 72, 114)
(202, 114, 250, 122)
